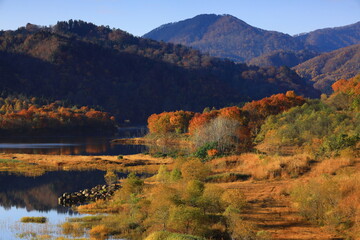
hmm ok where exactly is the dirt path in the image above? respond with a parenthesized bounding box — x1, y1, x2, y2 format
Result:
(222, 180, 341, 240)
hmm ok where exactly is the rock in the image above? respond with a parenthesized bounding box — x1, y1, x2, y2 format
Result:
(58, 184, 120, 207)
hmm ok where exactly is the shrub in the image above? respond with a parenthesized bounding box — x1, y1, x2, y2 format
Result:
(221, 189, 247, 210)
(170, 168, 182, 182)
(89, 225, 110, 239)
(104, 170, 118, 185)
(194, 142, 218, 160)
(205, 173, 250, 183)
(319, 133, 360, 157)
(291, 178, 342, 226)
(145, 231, 205, 240)
(156, 165, 170, 182)
(207, 149, 218, 157)
(181, 160, 210, 181)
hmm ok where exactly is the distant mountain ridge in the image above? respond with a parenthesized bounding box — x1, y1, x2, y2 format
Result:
(293, 43, 360, 93)
(0, 20, 320, 123)
(296, 21, 360, 52)
(144, 14, 360, 63)
(144, 14, 304, 62)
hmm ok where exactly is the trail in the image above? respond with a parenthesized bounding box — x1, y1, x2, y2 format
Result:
(223, 180, 341, 240)
(223, 156, 360, 239)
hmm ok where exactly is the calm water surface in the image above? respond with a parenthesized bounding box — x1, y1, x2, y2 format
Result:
(0, 127, 146, 239)
(0, 127, 148, 155)
(0, 170, 127, 239)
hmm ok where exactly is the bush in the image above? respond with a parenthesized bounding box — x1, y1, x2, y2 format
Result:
(181, 160, 210, 181)
(205, 173, 250, 183)
(104, 170, 118, 185)
(89, 225, 111, 238)
(145, 231, 205, 240)
(194, 142, 218, 160)
(221, 189, 247, 210)
(291, 178, 342, 226)
(319, 133, 360, 157)
(170, 168, 182, 182)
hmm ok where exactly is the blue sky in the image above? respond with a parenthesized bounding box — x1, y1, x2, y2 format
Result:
(0, 0, 359, 36)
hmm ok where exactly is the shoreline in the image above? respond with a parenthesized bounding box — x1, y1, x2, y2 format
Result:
(0, 152, 174, 175)
(111, 136, 194, 147)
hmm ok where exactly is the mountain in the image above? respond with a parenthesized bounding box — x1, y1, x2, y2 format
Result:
(143, 14, 304, 62)
(0, 20, 319, 123)
(248, 49, 319, 68)
(295, 21, 360, 52)
(293, 44, 360, 93)
(144, 14, 360, 64)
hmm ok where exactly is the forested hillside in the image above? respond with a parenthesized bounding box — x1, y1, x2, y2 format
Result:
(0, 20, 319, 123)
(248, 50, 319, 68)
(295, 21, 360, 52)
(293, 44, 360, 93)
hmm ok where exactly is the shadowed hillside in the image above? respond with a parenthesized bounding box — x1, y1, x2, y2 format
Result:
(248, 49, 319, 68)
(0, 20, 319, 123)
(295, 21, 360, 52)
(293, 44, 360, 93)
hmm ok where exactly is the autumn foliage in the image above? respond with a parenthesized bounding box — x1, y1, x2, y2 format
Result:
(147, 92, 306, 154)
(148, 92, 305, 136)
(331, 74, 360, 94)
(328, 74, 360, 110)
(0, 96, 116, 134)
(147, 110, 195, 134)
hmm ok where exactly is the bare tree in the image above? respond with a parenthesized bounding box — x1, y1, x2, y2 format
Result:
(193, 117, 241, 153)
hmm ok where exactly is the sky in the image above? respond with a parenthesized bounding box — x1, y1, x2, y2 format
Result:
(0, 0, 359, 37)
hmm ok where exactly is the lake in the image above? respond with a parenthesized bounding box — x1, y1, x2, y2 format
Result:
(0, 127, 147, 239)
(0, 127, 148, 155)
(0, 170, 128, 239)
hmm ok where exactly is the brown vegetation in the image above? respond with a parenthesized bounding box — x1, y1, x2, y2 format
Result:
(0, 153, 174, 176)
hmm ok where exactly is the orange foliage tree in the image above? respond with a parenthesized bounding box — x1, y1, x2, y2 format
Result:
(328, 74, 360, 110)
(147, 110, 195, 135)
(243, 91, 306, 135)
(0, 96, 116, 133)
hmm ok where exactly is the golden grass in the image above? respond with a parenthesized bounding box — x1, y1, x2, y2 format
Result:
(310, 157, 354, 176)
(0, 153, 174, 176)
(89, 225, 110, 239)
(210, 153, 311, 180)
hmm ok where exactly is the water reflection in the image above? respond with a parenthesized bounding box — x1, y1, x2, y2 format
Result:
(0, 127, 148, 155)
(0, 171, 127, 213)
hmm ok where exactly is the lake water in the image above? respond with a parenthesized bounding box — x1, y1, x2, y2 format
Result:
(0, 170, 128, 239)
(0, 127, 147, 239)
(0, 127, 148, 155)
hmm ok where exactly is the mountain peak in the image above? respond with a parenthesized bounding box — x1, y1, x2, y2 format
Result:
(143, 14, 251, 42)
(143, 14, 302, 62)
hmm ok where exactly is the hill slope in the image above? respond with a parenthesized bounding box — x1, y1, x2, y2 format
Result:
(293, 44, 360, 93)
(0, 20, 319, 123)
(248, 49, 319, 68)
(143, 14, 304, 62)
(295, 21, 360, 52)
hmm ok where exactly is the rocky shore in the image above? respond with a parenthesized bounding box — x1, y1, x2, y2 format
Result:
(58, 184, 120, 206)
